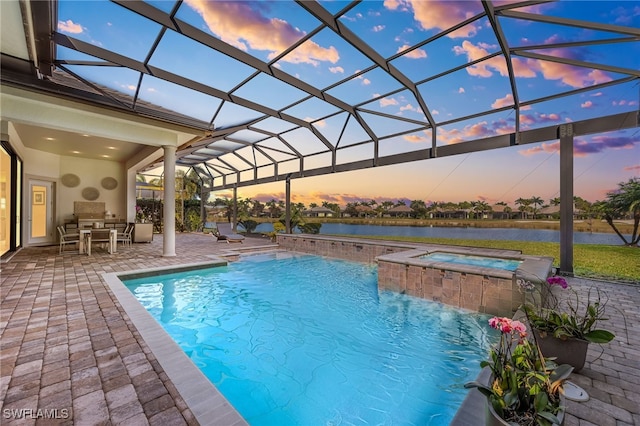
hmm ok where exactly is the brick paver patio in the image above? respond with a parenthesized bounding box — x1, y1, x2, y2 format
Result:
(1, 232, 638, 425)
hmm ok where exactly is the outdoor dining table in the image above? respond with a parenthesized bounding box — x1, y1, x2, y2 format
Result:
(78, 228, 117, 255)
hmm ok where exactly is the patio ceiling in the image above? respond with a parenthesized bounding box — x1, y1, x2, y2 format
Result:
(1, 0, 639, 190)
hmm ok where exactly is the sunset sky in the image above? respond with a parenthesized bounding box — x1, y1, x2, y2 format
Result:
(58, 0, 640, 207)
(227, 135, 640, 206)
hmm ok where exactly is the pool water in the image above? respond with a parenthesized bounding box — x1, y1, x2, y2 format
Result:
(124, 252, 497, 425)
(419, 252, 522, 271)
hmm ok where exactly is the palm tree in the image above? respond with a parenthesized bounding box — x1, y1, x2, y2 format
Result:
(471, 200, 490, 219)
(266, 199, 281, 218)
(458, 200, 472, 219)
(530, 196, 544, 219)
(410, 200, 428, 218)
(599, 177, 640, 246)
(515, 197, 531, 219)
(322, 201, 341, 217)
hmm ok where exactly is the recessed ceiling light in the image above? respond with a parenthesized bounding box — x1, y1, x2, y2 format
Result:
(82, 134, 91, 137)
(107, 146, 117, 150)
(71, 150, 81, 154)
(45, 137, 55, 141)
(101, 155, 110, 158)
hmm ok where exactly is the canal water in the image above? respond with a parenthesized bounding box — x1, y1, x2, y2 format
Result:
(253, 222, 623, 245)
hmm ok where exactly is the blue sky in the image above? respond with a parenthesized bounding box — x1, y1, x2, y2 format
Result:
(57, 0, 640, 206)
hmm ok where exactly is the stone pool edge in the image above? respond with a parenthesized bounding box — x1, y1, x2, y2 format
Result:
(102, 260, 248, 426)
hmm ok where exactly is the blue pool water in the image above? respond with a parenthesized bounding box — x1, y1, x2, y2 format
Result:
(419, 252, 522, 271)
(124, 252, 497, 425)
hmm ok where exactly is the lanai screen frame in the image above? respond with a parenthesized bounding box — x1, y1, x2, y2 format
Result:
(3, 0, 640, 274)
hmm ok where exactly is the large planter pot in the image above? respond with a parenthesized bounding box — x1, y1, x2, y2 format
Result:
(534, 329, 589, 372)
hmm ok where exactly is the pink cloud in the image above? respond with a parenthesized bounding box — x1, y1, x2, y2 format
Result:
(380, 97, 399, 107)
(492, 94, 515, 108)
(581, 100, 593, 108)
(454, 41, 613, 88)
(250, 192, 286, 203)
(528, 55, 612, 88)
(454, 41, 536, 78)
(518, 141, 559, 157)
(403, 134, 427, 143)
(385, 1, 481, 38)
(58, 19, 83, 34)
(519, 135, 638, 158)
(518, 112, 563, 129)
(185, 0, 338, 66)
(397, 45, 427, 59)
(437, 121, 495, 145)
(623, 164, 640, 172)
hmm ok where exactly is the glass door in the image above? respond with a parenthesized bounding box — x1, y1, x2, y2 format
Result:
(28, 179, 54, 245)
(0, 145, 9, 255)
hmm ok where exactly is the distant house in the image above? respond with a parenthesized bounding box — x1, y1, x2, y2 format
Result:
(431, 207, 467, 219)
(386, 204, 413, 218)
(303, 206, 335, 218)
(491, 204, 512, 219)
(538, 205, 560, 219)
(535, 204, 581, 219)
(355, 205, 376, 218)
(342, 205, 376, 218)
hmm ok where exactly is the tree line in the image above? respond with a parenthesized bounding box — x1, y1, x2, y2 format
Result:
(138, 173, 639, 247)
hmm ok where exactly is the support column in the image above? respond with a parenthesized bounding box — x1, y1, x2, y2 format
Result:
(162, 145, 176, 257)
(559, 124, 574, 275)
(285, 174, 292, 233)
(232, 185, 238, 232)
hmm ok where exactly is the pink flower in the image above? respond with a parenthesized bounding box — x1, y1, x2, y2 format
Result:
(488, 317, 499, 329)
(547, 276, 568, 289)
(488, 317, 527, 336)
(511, 320, 528, 340)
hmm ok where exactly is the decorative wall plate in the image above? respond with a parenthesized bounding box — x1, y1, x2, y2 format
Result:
(101, 177, 118, 190)
(61, 173, 81, 188)
(81, 187, 100, 201)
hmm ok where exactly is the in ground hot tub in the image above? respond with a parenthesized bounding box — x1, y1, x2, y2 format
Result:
(418, 252, 523, 272)
(376, 248, 553, 316)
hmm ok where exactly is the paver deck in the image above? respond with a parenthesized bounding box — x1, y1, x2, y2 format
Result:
(1, 232, 638, 425)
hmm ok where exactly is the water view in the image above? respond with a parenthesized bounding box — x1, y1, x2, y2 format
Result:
(254, 223, 621, 245)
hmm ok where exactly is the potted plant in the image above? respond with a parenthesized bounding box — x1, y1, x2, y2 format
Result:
(465, 317, 573, 426)
(519, 275, 615, 372)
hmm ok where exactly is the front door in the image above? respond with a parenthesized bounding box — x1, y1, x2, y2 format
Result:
(28, 179, 55, 246)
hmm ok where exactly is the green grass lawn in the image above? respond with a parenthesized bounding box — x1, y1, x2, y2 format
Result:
(332, 235, 640, 283)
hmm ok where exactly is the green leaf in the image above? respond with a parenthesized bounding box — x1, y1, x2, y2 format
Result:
(537, 411, 561, 424)
(584, 329, 615, 343)
(550, 363, 574, 383)
(463, 381, 494, 399)
(534, 391, 549, 412)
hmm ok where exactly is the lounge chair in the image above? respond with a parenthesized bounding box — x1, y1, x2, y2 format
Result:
(212, 222, 245, 243)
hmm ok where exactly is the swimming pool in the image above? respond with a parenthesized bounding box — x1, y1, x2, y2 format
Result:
(418, 252, 522, 271)
(123, 252, 497, 425)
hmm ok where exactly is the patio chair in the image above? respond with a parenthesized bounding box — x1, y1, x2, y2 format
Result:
(90, 228, 113, 253)
(57, 225, 80, 254)
(212, 222, 245, 243)
(117, 223, 133, 248)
